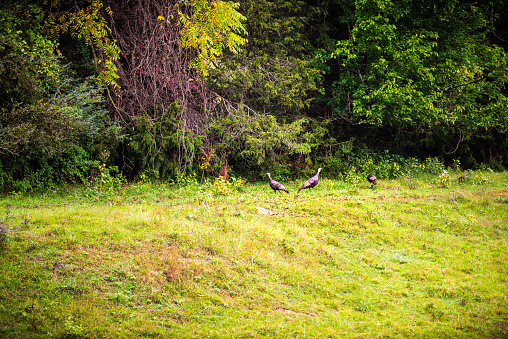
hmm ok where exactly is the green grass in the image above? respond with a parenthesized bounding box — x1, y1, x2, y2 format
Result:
(1, 171, 507, 338)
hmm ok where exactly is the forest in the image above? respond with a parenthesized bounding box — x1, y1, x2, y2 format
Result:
(1, 0, 507, 191)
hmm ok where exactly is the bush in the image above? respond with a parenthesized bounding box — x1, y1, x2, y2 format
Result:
(82, 165, 126, 199)
(0, 5, 123, 193)
(313, 138, 453, 183)
(212, 176, 232, 195)
(123, 105, 195, 181)
(0, 146, 102, 193)
(437, 170, 451, 188)
(422, 157, 445, 175)
(344, 167, 362, 187)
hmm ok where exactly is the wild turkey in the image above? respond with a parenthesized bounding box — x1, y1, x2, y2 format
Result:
(298, 168, 322, 193)
(266, 173, 289, 194)
(367, 174, 377, 188)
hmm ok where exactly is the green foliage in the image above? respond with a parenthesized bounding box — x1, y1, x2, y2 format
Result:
(211, 176, 232, 195)
(208, 0, 322, 113)
(213, 111, 325, 172)
(46, 0, 121, 86)
(422, 157, 445, 175)
(230, 176, 246, 189)
(437, 170, 451, 188)
(0, 73, 121, 192)
(316, 140, 447, 181)
(470, 170, 493, 186)
(174, 172, 245, 197)
(1, 77, 117, 157)
(329, 0, 508, 135)
(176, 0, 247, 77)
(175, 171, 199, 186)
(0, 5, 60, 104)
(241, 0, 316, 56)
(82, 164, 125, 199)
(209, 175, 245, 196)
(344, 166, 362, 187)
(0, 4, 122, 193)
(1, 147, 98, 193)
(318, 0, 508, 168)
(125, 103, 202, 181)
(64, 316, 87, 337)
(450, 159, 462, 172)
(279, 238, 295, 255)
(3, 0, 506, 187)
(210, 54, 320, 113)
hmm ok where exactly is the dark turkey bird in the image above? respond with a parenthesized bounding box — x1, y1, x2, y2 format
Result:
(298, 168, 322, 193)
(367, 174, 377, 188)
(266, 173, 289, 194)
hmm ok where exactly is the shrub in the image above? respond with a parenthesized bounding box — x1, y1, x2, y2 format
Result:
(315, 141, 441, 181)
(345, 167, 362, 187)
(82, 165, 125, 199)
(470, 171, 492, 185)
(422, 157, 444, 174)
(437, 170, 451, 188)
(124, 105, 186, 181)
(450, 159, 461, 172)
(212, 176, 232, 196)
(175, 172, 199, 186)
(0, 5, 122, 193)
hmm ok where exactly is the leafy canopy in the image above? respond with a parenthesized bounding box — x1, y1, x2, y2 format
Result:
(175, 0, 247, 77)
(330, 0, 508, 135)
(45, 0, 121, 87)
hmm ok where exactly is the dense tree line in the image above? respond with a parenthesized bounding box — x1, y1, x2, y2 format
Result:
(1, 0, 507, 192)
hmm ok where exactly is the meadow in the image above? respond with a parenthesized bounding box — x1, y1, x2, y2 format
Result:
(0, 170, 507, 338)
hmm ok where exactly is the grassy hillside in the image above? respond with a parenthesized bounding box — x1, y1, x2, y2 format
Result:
(1, 171, 507, 338)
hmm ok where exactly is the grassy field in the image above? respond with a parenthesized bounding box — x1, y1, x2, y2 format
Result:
(0, 171, 507, 338)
